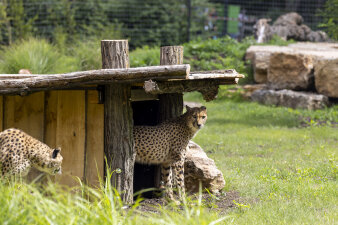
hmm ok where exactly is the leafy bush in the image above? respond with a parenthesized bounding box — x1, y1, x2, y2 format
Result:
(319, 0, 338, 40)
(130, 35, 295, 84)
(69, 23, 122, 71)
(130, 46, 160, 67)
(0, 38, 79, 74)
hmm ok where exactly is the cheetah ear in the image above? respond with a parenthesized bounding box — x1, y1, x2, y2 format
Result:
(52, 148, 61, 159)
(186, 105, 191, 111)
(200, 106, 207, 111)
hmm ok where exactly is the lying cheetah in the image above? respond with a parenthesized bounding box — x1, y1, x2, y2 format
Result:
(0, 128, 63, 177)
(134, 105, 207, 200)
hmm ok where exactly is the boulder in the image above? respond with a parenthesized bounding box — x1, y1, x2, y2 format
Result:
(251, 89, 329, 110)
(184, 141, 225, 193)
(254, 12, 329, 43)
(268, 52, 314, 90)
(314, 59, 338, 98)
(242, 84, 267, 99)
(253, 52, 270, 83)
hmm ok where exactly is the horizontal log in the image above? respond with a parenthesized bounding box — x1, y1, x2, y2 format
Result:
(0, 64, 190, 94)
(144, 79, 233, 102)
(143, 78, 238, 94)
(188, 70, 245, 80)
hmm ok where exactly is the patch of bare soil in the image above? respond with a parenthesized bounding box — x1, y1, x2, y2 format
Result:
(135, 191, 240, 214)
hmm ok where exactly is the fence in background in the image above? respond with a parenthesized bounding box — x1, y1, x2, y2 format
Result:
(0, 0, 328, 47)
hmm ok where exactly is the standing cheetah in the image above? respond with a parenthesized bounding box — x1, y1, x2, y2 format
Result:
(0, 128, 63, 177)
(133, 105, 207, 201)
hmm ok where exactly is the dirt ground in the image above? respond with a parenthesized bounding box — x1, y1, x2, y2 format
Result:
(136, 191, 240, 214)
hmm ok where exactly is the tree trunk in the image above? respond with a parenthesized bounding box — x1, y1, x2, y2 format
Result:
(157, 46, 184, 190)
(102, 40, 135, 204)
(158, 46, 184, 122)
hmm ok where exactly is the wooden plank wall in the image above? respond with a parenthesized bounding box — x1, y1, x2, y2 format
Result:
(85, 90, 104, 187)
(0, 90, 104, 187)
(3, 92, 45, 181)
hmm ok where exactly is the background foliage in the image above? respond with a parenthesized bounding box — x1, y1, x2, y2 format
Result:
(319, 0, 338, 40)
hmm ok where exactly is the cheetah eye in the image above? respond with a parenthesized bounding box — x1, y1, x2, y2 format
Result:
(202, 116, 206, 119)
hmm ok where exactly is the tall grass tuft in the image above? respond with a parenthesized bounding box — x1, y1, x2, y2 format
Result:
(0, 166, 230, 224)
(0, 37, 80, 74)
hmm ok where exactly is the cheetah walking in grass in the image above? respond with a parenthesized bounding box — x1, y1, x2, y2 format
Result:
(0, 128, 63, 177)
(134, 106, 207, 201)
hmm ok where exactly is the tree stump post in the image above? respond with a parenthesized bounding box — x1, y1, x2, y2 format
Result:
(158, 46, 184, 122)
(157, 46, 184, 189)
(101, 40, 135, 204)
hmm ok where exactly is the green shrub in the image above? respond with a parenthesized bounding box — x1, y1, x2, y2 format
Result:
(69, 23, 122, 70)
(130, 46, 160, 67)
(319, 0, 338, 40)
(129, 36, 296, 84)
(0, 38, 79, 74)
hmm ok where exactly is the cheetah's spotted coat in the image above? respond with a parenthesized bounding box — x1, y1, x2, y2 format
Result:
(134, 106, 207, 200)
(0, 128, 63, 177)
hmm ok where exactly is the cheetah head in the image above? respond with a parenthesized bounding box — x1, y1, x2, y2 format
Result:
(185, 105, 207, 132)
(37, 148, 63, 175)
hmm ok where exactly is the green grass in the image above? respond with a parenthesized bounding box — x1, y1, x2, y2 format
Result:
(0, 88, 337, 224)
(187, 87, 337, 224)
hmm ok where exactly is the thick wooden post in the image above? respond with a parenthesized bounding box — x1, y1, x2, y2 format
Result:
(158, 46, 184, 122)
(157, 46, 184, 190)
(102, 40, 135, 203)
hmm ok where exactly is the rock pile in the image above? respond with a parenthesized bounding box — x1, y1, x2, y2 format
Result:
(246, 42, 338, 109)
(254, 12, 328, 43)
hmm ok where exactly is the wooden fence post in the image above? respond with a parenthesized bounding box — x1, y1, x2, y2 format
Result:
(158, 46, 184, 122)
(101, 40, 135, 203)
(157, 46, 184, 189)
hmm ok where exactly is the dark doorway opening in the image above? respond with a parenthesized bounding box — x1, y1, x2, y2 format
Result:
(132, 100, 162, 199)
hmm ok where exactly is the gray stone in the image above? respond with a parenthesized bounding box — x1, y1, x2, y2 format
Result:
(184, 141, 225, 193)
(251, 89, 329, 110)
(254, 12, 329, 43)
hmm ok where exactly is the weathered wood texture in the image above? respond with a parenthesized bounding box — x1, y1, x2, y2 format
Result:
(44, 91, 58, 149)
(85, 90, 104, 187)
(158, 46, 184, 122)
(0, 96, 3, 131)
(3, 92, 45, 181)
(0, 65, 190, 95)
(160, 46, 184, 65)
(144, 80, 221, 102)
(55, 91, 86, 186)
(157, 46, 184, 189)
(102, 40, 135, 203)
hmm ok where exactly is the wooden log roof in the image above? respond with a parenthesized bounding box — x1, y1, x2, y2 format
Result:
(0, 65, 244, 97)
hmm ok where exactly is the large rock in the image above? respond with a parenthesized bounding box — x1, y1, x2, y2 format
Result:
(251, 89, 329, 110)
(268, 52, 314, 90)
(184, 141, 225, 193)
(254, 12, 328, 43)
(253, 52, 270, 83)
(315, 59, 338, 98)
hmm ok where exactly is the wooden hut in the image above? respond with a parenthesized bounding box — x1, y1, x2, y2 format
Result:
(0, 40, 243, 203)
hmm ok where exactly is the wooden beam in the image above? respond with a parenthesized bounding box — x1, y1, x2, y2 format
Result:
(157, 46, 184, 191)
(144, 79, 224, 102)
(103, 40, 135, 204)
(0, 64, 190, 95)
(158, 46, 184, 122)
(0, 96, 2, 131)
